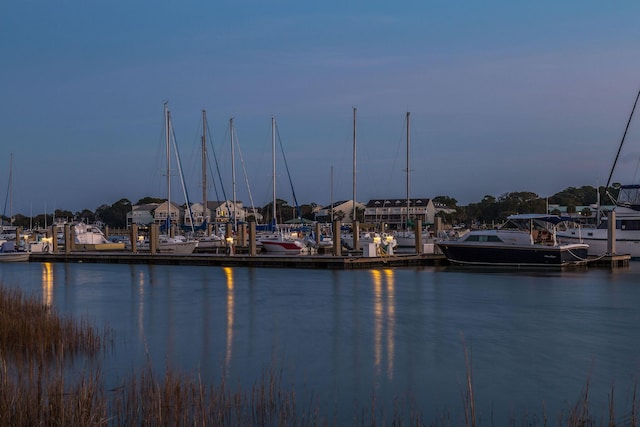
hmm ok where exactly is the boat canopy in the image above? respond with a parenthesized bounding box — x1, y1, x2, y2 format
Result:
(616, 184, 640, 210)
(506, 214, 565, 225)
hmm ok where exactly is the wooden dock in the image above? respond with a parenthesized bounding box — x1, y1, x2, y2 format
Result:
(586, 253, 631, 268)
(27, 250, 632, 270)
(29, 251, 448, 269)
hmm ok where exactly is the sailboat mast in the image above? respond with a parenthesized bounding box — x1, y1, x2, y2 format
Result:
(9, 153, 13, 227)
(165, 102, 171, 228)
(406, 112, 410, 231)
(230, 118, 236, 230)
(605, 87, 640, 193)
(330, 165, 334, 224)
(272, 116, 277, 229)
(202, 110, 207, 224)
(352, 107, 357, 224)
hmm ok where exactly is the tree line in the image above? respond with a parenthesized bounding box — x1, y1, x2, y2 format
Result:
(2, 185, 619, 230)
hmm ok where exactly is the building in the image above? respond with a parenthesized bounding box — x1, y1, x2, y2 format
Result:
(363, 198, 436, 229)
(185, 203, 207, 228)
(127, 203, 159, 227)
(152, 201, 185, 227)
(314, 200, 365, 223)
(206, 200, 246, 223)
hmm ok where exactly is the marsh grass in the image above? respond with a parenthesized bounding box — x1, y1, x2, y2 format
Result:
(0, 287, 109, 367)
(1, 285, 640, 425)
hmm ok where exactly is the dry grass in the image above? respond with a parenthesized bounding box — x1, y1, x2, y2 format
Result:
(0, 287, 108, 367)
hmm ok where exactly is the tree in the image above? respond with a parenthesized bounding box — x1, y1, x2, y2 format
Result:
(136, 196, 165, 205)
(76, 209, 96, 224)
(261, 199, 290, 224)
(96, 199, 132, 228)
(54, 209, 73, 222)
(433, 195, 458, 208)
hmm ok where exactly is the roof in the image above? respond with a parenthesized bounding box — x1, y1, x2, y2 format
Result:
(365, 198, 432, 208)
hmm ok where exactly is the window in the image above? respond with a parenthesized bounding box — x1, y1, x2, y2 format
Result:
(464, 234, 502, 243)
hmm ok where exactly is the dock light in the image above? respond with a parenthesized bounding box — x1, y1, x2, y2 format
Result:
(225, 236, 235, 256)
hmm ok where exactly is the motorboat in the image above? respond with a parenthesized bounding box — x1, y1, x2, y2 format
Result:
(73, 222, 126, 251)
(437, 214, 589, 267)
(260, 231, 312, 255)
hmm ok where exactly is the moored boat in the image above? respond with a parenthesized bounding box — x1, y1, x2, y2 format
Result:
(437, 214, 589, 267)
(557, 185, 640, 257)
(0, 241, 29, 262)
(260, 236, 309, 254)
(73, 222, 126, 251)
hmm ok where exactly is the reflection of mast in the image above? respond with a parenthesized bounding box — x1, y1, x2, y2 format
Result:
(372, 270, 383, 374)
(385, 269, 395, 379)
(224, 267, 235, 372)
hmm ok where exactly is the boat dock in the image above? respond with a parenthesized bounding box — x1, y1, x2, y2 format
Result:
(29, 251, 448, 269)
(586, 253, 631, 268)
(27, 251, 632, 269)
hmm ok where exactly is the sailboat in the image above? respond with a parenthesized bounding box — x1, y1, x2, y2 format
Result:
(339, 108, 397, 253)
(0, 154, 30, 261)
(393, 112, 420, 248)
(259, 117, 311, 254)
(556, 88, 640, 257)
(142, 103, 198, 254)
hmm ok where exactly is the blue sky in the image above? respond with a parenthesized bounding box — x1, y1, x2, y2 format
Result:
(2, 1, 640, 215)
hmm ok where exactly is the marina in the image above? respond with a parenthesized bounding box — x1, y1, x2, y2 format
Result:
(27, 247, 630, 269)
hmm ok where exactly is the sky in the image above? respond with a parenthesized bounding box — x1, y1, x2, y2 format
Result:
(2, 1, 640, 216)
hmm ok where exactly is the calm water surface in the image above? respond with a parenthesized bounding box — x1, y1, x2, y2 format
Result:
(1, 261, 640, 422)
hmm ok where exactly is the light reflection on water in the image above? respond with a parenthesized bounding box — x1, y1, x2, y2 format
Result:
(224, 266, 234, 374)
(1, 262, 640, 422)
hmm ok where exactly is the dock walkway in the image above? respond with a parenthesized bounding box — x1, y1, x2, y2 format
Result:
(30, 252, 448, 269)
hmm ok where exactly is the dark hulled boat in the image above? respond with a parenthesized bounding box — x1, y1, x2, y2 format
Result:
(437, 214, 589, 267)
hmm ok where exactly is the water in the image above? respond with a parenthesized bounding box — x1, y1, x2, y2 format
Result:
(2, 261, 640, 423)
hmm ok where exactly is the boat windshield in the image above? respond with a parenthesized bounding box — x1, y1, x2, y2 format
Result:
(463, 234, 503, 243)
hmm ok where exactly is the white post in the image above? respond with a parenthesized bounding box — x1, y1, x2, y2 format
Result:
(607, 211, 616, 255)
